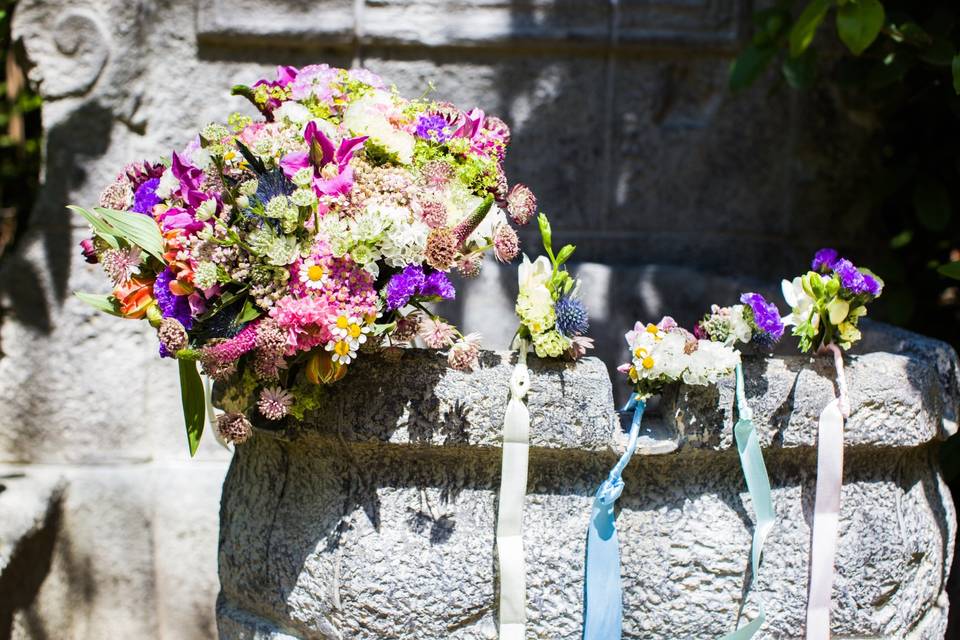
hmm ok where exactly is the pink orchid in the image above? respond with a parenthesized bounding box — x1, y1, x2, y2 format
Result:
(280, 121, 367, 197)
(454, 108, 485, 139)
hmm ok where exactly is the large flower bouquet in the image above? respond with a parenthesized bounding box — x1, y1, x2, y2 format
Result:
(72, 64, 538, 452)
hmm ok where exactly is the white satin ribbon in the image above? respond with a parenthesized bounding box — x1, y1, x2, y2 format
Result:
(497, 343, 530, 640)
(805, 343, 849, 639)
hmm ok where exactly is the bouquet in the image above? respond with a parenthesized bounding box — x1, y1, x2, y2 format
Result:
(694, 292, 785, 349)
(782, 249, 882, 638)
(514, 213, 592, 359)
(71, 64, 539, 451)
(782, 248, 883, 352)
(619, 317, 740, 400)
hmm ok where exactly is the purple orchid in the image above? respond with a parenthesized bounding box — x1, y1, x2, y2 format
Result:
(280, 121, 368, 197)
(156, 206, 204, 234)
(454, 108, 485, 139)
(171, 152, 207, 209)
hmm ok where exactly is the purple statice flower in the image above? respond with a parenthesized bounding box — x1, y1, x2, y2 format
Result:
(862, 272, 882, 297)
(554, 296, 589, 337)
(415, 114, 452, 143)
(811, 248, 839, 272)
(132, 177, 161, 215)
(154, 268, 194, 355)
(420, 270, 456, 301)
(832, 258, 869, 295)
(385, 265, 426, 311)
(740, 292, 784, 342)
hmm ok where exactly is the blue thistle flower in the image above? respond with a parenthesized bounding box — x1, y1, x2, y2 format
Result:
(554, 296, 589, 337)
(254, 169, 295, 206)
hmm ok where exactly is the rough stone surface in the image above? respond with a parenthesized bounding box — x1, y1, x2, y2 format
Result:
(218, 345, 956, 639)
(0, 473, 64, 639)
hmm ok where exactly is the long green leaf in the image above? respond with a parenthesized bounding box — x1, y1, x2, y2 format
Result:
(789, 0, 831, 58)
(836, 0, 885, 56)
(178, 359, 206, 457)
(938, 261, 960, 281)
(68, 205, 119, 249)
(95, 207, 165, 261)
(74, 291, 123, 316)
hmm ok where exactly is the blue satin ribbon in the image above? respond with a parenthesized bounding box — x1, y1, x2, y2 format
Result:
(720, 363, 776, 639)
(583, 395, 646, 640)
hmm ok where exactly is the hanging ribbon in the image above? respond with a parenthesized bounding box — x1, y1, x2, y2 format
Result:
(496, 341, 531, 640)
(805, 343, 849, 640)
(583, 394, 647, 640)
(720, 363, 776, 639)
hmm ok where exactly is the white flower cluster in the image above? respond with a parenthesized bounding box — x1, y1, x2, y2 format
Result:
(620, 318, 740, 397)
(322, 202, 429, 277)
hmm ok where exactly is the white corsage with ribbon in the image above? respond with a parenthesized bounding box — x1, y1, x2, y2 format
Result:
(782, 248, 883, 640)
(496, 213, 592, 640)
(584, 317, 739, 640)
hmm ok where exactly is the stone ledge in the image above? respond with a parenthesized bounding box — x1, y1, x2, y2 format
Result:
(253, 337, 957, 453)
(195, 0, 743, 51)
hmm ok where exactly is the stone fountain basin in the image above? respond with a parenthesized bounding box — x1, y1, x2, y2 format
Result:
(216, 327, 957, 639)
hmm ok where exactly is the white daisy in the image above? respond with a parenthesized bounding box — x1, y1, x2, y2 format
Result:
(299, 259, 327, 290)
(326, 338, 357, 365)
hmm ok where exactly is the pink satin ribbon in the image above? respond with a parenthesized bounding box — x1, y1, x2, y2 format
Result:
(805, 343, 849, 639)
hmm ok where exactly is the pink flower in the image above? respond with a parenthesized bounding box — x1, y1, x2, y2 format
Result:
(258, 386, 293, 421)
(420, 317, 457, 349)
(493, 224, 519, 263)
(448, 332, 482, 371)
(270, 295, 333, 355)
(280, 121, 367, 197)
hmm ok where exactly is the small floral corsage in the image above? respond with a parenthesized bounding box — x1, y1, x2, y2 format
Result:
(782, 248, 883, 352)
(514, 214, 593, 360)
(694, 292, 785, 349)
(618, 316, 740, 399)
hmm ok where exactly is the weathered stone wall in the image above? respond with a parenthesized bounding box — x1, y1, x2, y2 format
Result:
(0, 0, 886, 637)
(217, 348, 956, 639)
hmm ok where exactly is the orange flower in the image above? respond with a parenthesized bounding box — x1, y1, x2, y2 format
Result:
(114, 277, 156, 319)
(305, 350, 348, 385)
(162, 229, 195, 286)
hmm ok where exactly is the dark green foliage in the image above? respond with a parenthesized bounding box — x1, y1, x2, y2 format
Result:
(0, 1, 42, 261)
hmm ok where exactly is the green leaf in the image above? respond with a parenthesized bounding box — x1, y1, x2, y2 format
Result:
(789, 0, 831, 58)
(178, 359, 206, 457)
(237, 298, 262, 324)
(235, 139, 267, 175)
(836, 0, 885, 56)
(95, 207, 165, 261)
(953, 54, 960, 95)
(938, 261, 960, 280)
(74, 291, 122, 316)
(554, 244, 576, 266)
(919, 37, 954, 66)
(890, 22, 931, 46)
(729, 44, 777, 91)
(538, 213, 553, 258)
(782, 48, 818, 89)
(68, 205, 119, 249)
(913, 178, 952, 232)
